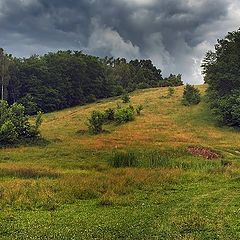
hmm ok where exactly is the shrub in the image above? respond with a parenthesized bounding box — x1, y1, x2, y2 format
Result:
(87, 110, 105, 134)
(0, 120, 18, 143)
(121, 92, 130, 103)
(27, 111, 43, 138)
(208, 90, 240, 126)
(104, 108, 115, 122)
(114, 105, 135, 124)
(0, 101, 43, 145)
(167, 86, 175, 97)
(136, 104, 143, 115)
(110, 151, 138, 168)
(182, 84, 201, 106)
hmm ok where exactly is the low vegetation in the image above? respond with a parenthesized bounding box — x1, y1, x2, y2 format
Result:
(87, 104, 137, 134)
(121, 91, 130, 103)
(87, 110, 105, 134)
(114, 105, 135, 124)
(182, 84, 201, 106)
(0, 101, 42, 145)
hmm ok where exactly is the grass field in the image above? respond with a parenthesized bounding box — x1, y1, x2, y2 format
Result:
(1, 84, 240, 239)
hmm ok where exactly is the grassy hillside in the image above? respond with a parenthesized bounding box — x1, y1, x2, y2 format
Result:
(1, 84, 240, 239)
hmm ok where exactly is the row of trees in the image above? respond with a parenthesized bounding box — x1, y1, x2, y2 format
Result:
(0, 50, 183, 114)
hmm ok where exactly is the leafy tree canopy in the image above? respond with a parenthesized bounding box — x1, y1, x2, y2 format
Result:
(202, 29, 240, 126)
(2, 50, 183, 114)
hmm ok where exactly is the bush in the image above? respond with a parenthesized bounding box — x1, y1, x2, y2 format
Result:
(110, 151, 138, 168)
(136, 104, 143, 115)
(182, 84, 201, 106)
(104, 108, 115, 122)
(0, 101, 43, 145)
(0, 120, 18, 143)
(208, 90, 240, 126)
(114, 105, 135, 124)
(88, 110, 105, 134)
(167, 86, 175, 97)
(121, 92, 130, 103)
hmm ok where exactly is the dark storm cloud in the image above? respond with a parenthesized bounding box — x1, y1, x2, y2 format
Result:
(0, 0, 239, 83)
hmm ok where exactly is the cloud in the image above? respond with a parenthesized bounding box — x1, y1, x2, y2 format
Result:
(87, 19, 140, 59)
(0, 0, 239, 83)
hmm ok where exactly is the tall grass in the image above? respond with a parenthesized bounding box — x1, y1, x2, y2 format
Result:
(109, 151, 139, 168)
(109, 148, 222, 171)
(0, 165, 59, 179)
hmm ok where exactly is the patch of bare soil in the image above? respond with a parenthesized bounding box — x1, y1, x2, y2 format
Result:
(187, 146, 221, 160)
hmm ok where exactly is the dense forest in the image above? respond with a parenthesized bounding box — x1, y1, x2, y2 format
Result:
(0, 50, 183, 114)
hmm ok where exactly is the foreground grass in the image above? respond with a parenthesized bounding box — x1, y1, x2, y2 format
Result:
(1, 85, 240, 239)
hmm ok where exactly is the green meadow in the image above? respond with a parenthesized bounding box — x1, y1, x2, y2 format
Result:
(1, 85, 240, 239)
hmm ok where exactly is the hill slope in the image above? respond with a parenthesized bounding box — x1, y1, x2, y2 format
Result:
(1, 85, 240, 239)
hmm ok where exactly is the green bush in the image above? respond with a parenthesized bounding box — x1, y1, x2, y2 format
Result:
(167, 86, 175, 97)
(0, 101, 43, 145)
(0, 120, 18, 143)
(208, 90, 240, 126)
(110, 151, 138, 168)
(88, 110, 105, 134)
(182, 84, 201, 106)
(114, 105, 135, 124)
(104, 108, 115, 122)
(136, 104, 143, 115)
(121, 92, 130, 103)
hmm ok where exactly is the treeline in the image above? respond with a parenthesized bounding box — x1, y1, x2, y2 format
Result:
(202, 29, 240, 127)
(1, 50, 183, 114)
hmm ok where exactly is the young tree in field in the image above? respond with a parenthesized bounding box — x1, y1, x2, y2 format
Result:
(182, 84, 201, 106)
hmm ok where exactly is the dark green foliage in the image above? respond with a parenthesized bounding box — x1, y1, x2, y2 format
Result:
(207, 90, 240, 126)
(0, 120, 17, 143)
(110, 151, 138, 168)
(0, 101, 42, 144)
(137, 82, 150, 89)
(136, 104, 143, 115)
(114, 105, 135, 124)
(160, 74, 183, 87)
(86, 94, 97, 103)
(104, 108, 115, 122)
(4, 50, 181, 114)
(87, 110, 105, 134)
(121, 92, 130, 103)
(202, 29, 240, 126)
(18, 94, 38, 115)
(182, 84, 201, 106)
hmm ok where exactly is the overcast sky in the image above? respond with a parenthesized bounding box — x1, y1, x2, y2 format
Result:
(0, 0, 240, 83)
